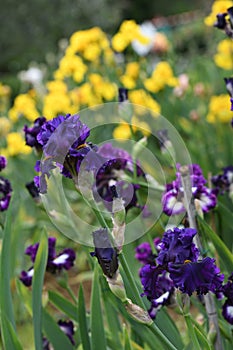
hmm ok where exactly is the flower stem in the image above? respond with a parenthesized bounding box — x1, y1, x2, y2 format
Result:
(180, 165, 223, 350)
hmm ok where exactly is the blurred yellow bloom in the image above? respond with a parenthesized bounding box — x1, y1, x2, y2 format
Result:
(206, 94, 232, 123)
(113, 122, 131, 140)
(69, 27, 108, 60)
(0, 83, 11, 97)
(55, 55, 87, 82)
(125, 62, 140, 79)
(144, 61, 178, 93)
(112, 20, 150, 52)
(83, 43, 101, 62)
(120, 75, 136, 89)
(46, 80, 68, 93)
(113, 117, 151, 140)
(129, 89, 161, 115)
(101, 82, 117, 101)
(204, 1, 233, 26)
(214, 39, 233, 70)
(4, 132, 31, 156)
(112, 33, 129, 52)
(9, 94, 39, 122)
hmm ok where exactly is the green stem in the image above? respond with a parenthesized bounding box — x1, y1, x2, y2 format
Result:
(184, 313, 202, 350)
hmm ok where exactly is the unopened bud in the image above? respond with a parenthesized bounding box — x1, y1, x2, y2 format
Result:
(106, 271, 127, 302)
(124, 298, 153, 325)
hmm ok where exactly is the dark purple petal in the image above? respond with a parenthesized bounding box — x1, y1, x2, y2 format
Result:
(214, 13, 227, 29)
(24, 116, 47, 149)
(157, 227, 199, 265)
(139, 264, 174, 318)
(168, 257, 224, 296)
(48, 248, 76, 272)
(222, 300, 233, 325)
(0, 176, 12, 211)
(58, 320, 75, 345)
(0, 155, 7, 171)
(118, 87, 128, 102)
(19, 268, 34, 287)
(135, 242, 153, 264)
(25, 181, 40, 199)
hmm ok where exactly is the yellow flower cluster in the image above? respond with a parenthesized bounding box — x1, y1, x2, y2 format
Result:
(112, 20, 150, 52)
(206, 94, 232, 123)
(129, 89, 161, 115)
(204, 0, 233, 26)
(1, 132, 31, 157)
(120, 62, 140, 89)
(68, 27, 110, 62)
(144, 62, 178, 93)
(9, 93, 40, 122)
(113, 117, 151, 140)
(214, 39, 233, 70)
(43, 80, 77, 118)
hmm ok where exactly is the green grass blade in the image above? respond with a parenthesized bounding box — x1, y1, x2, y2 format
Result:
(42, 308, 74, 350)
(48, 290, 78, 322)
(0, 202, 16, 330)
(32, 228, 48, 350)
(90, 265, 107, 350)
(197, 216, 233, 273)
(78, 284, 91, 350)
(1, 313, 23, 350)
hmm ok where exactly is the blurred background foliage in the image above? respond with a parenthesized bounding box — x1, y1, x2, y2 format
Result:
(1, 0, 211, 75)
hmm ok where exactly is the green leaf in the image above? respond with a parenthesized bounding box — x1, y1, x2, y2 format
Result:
(0, 202, 16, 330)
(90, 264, 107, 350)
(0, 313, 23, 350)
(32, 228, 48, 350)
(192, 320, 213, 350)
(123, 325, 133, 350)
(197, 216, 233, 273)
(42, 308, 74, 350)
(48, 290, 78, 322)
(78, 285, 91, 350)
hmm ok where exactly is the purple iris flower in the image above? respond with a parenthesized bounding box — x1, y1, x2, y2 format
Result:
(212, 166, 233, 195)
(24, 116, 47, 151)
(90, 228, 118, 278)
(168, 257, 224, 296)
(20, 237, 76, 287)
(94, 143, 144, 212)
(231, 98, 233, 112)
(222, 273, 233, 324)
(34, 114, 102, 193)
(162, 164, 217, 216)
(25, 181, 40, 199)
(0, 155, 7, 172)
(57, 320, 75, 345)
(156, 227, 199, 266)
(139, 263, 174, 319)
(0, 176, 12, 212)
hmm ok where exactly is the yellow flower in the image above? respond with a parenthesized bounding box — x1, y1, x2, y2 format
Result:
(46, 80, 68, 93)
(205, 1, 233, 26)
(5, 132, 32, 156)
(120, 75, 136, 89)
(55, 54, 87, 82)
(144, 61, 178, 93)
(214, 39, 233, 70)
(112, 33, 129, 52)
(125, 62, 140, 79)
(129, 89, 161, 115)
(83, 43, 101, 61)
(101, 82, 117, 101)
(206, 94, 232, 123)
(113, 122, 131, 140)
(9, 94, 39, 122)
